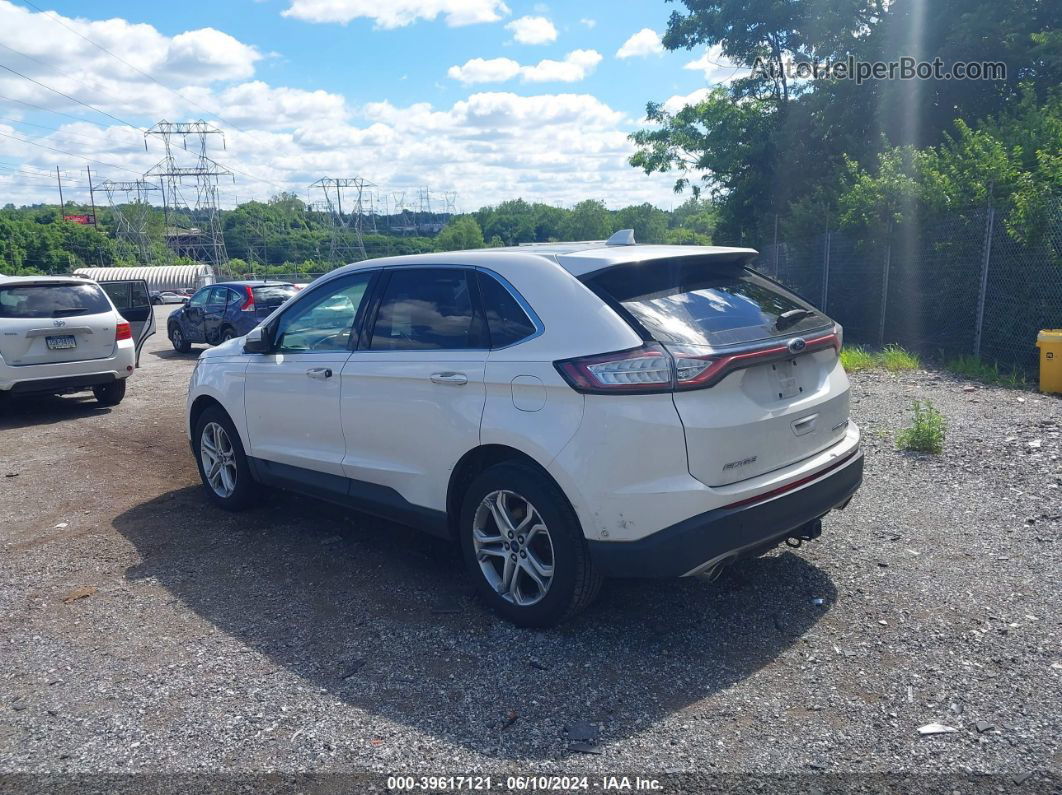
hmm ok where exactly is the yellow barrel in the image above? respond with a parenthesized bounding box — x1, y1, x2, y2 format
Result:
(1037, 330, 1062, 394)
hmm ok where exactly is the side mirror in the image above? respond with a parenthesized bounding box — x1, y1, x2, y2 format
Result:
(243, 325, 273, 354)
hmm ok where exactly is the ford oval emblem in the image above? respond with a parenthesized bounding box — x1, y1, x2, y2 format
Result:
(53, 319, 66, 327)
(787, 337, 807, 354)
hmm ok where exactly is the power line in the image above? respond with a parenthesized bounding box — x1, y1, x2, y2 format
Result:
(0, 129, 142, 174)
(16, 0, 253, 136)
(0, 92, 98, 125)
(0, 57, 142, 130)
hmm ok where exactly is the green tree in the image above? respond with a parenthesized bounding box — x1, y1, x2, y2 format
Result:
(435, 216, 485, 251)
(563, 200, 614, 240)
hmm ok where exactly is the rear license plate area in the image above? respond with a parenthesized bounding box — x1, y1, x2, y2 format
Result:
(772, 359, 800, 399)
(46, 335, 77, 350)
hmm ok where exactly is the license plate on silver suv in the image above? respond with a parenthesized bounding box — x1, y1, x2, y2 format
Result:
(46, 335, 77, 350)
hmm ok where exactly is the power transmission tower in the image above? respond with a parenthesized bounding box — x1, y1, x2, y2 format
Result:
(391, 191, 415, 235)
(144, 120, 232, 265)
(310, 177, 376, 263)
(98, 179, 160, 263)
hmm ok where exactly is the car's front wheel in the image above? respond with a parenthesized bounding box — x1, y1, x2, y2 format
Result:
(170, 325, 191, 353)
(92, 379, 126, 406)
(460, 462, 602, 627)
(192, 407, 257, 511)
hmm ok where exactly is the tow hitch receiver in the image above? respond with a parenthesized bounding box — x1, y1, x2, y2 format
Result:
(785, 518, 823, 549)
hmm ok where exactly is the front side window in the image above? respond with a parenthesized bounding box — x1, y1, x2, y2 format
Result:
(476, 271, 537, 348)
(369, 268, 483, 351)
(274, 271, 373, 353)
(0, 282, 112, 319)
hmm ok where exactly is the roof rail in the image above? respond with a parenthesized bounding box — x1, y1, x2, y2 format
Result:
(605, 229, 636, 246)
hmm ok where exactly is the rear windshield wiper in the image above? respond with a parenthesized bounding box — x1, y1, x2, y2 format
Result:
(774, 308, 816, 331)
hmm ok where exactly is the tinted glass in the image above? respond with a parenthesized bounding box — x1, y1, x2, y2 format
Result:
(100, 281, 151, 311)
(476, 271, 536, 348)
(205, 287, 229, 308)
(253, 284, 297, 309)
(0, 283, 112, 319)
(588, 259, 829, 347)
(189, 289, 210, 308)
(370, 268, 481, 351)
(275, 272, 372, 353)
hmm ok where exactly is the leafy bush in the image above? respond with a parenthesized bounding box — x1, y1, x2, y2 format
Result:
(896, 400, 946, 454)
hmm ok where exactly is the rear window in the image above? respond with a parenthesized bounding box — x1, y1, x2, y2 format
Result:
(0, 283, 112, 319)
(586, 259, 829, 347)
(252, 285, 297, 308)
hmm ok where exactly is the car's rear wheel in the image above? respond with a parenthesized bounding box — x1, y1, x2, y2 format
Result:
(170, 326, 191, 353)
(460, 462, 601, 627)
(220, 326, 236, 343)
(193, 406, 257, 511)
(92, 379, 126, 406)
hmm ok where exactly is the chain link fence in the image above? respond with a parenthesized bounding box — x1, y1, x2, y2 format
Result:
(757, 205, 1062, 373)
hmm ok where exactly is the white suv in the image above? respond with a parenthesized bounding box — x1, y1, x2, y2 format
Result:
(0, 276, 153, 406)
(186, 235, 862, 626)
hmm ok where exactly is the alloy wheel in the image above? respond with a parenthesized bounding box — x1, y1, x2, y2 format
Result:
(472, 489, 555, 606)
(199, 421, 238, 498)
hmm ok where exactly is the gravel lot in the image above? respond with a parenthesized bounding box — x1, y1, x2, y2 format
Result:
(1, 306, 1059, 783)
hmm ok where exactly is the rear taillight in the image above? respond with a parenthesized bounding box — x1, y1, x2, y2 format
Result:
(115, 321, 132, 341)
(555, 331, 841, 395)
(554, 343, 674, 394)
(241, 286, 255, 312)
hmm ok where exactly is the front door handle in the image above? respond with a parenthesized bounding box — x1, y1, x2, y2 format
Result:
(430, 371, 468, 385)
(306, 367, 333, 380)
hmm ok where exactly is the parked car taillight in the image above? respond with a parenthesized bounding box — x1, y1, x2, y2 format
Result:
(554, 343, 674, 394)
(241, 286, 255, 312)
(115, 321, 132, 341)
(555, 331, 842, 395)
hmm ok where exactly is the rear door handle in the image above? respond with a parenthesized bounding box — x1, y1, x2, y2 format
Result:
(430, 371, 468, 385)
(306, 367, 333, 380)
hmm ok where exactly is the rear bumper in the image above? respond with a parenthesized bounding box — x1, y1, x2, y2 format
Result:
(587, 450, 863, 578)
(6, 372, 117, 395)
(0, 345, 134, 393)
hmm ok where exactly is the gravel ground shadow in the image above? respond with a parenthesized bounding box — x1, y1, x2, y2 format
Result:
(0, 394, 111, 431)
(112, 487, 836, 760)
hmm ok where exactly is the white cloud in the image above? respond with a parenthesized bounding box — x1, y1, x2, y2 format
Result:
(447, 57, 522, 84)
(661, 88, 711, 114)
(281, 0, 510, 27)
(616, 28, 663, 59)
(449, 50, 602, 84)
(505, 15, 556, 45)
(684, 44, 742, 84)
(579, 18, 596, 29)
(521, 49, 601, 82)
(0, 4, 676, 210)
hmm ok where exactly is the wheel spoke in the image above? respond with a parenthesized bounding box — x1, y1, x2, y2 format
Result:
(525, 548, 554, 579)
(501, 555, 517, 593)
(519, 558, 546, 594)
(488, 493, 517, 536)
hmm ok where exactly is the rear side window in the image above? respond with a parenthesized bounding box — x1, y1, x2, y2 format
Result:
(369, 268, 483, 351)
(476, 271, 536, 348)
(0, 283, 112, 319)
(253, 284, 297, 309)
(586, 258, 829, 347)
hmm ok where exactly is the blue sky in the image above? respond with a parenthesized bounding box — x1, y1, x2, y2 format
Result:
(0, 0, 737, 209)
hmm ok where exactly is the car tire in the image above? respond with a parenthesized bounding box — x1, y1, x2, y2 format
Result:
(220, 326, 236, 343)
(459, 462, 602, 628)
(192, 406, 258, 511)
(170, 326, 191, 353)
(92, 379, 126, 406)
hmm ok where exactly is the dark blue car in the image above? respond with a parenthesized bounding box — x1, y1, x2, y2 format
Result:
(167, 281, 297, 352)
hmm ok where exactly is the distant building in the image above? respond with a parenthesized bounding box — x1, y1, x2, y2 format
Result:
(73, 265, 216, 292)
